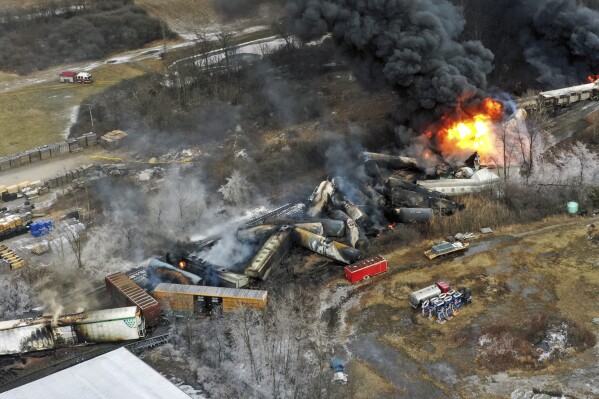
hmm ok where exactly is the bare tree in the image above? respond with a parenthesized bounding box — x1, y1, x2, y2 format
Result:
(216, 31, 238, 80)
(271, 20, 296, 51)
(61, 225, 86, 269)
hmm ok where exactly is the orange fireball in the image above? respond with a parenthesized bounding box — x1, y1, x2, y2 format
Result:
(435, 98, 504, 160)
(588, 73, 599, 83)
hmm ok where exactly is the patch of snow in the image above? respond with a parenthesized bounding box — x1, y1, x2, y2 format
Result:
(538, 323, 568, 361)
(64, 105, 80, 139)
(239, 25, 269, 34)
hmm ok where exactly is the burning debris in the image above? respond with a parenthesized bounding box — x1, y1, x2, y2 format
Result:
(159, 148, 502, 285)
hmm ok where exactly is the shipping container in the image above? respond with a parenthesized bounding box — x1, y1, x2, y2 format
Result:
(0, 157, 10, 171)
(105, 272, 162, 327)
(68, 139, 80, 152)
(76, 136, 87, 148)
(19, 152, 30, 166)
(85, 132, 98, 146)
(49, 143, 61, 157)
(38, 146, 51, 160)
(27, 148, 41, 162)
(153, 283, 267, 315)
(8, 155, 19, 167)
(343, 255, 388, 283)
(58, 141, 69, 154)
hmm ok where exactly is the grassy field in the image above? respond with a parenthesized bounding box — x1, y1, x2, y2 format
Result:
(0, 63, 146, 156)
(336, 214, 599, 398)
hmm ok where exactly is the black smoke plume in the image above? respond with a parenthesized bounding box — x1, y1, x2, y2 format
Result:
(285, 0, 495, 140)
(464, 0, 599, 89)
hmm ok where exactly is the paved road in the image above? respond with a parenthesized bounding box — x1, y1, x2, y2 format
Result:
(0, 26, 271, 95)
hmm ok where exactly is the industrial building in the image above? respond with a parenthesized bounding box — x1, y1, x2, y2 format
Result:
(0, 348, 191, 398)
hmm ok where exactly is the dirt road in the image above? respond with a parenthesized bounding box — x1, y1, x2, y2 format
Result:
(0, 149, 104, 187)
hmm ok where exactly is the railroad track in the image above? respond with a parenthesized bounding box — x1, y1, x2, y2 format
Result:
(125, 334, 169, 352)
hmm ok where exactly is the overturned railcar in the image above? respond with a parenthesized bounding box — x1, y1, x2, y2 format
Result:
(0, 306, 145, 356)
(105, 272, 162, 327)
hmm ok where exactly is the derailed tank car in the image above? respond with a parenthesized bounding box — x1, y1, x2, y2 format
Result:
(0, 306, 145, 356)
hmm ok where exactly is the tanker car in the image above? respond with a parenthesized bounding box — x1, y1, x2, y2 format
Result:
(0, 306, 145, 356)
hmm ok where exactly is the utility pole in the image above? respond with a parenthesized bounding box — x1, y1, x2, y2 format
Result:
(87, 104, 94, 129)
(161, 20, 167, 60)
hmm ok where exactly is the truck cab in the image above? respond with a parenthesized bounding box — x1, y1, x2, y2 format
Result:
(76, 72, 93, 84)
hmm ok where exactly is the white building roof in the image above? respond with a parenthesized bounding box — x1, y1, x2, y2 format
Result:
(0, 348, 191, 399)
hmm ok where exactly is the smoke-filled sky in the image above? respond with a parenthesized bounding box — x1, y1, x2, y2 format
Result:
(472, 0, 599, 88)
(213, 0, 599, 139)
(285, 0, 494, 134)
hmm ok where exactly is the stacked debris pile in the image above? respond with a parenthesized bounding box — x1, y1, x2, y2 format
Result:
(0, 244, 25, 270)
(100, 130, 128, 149)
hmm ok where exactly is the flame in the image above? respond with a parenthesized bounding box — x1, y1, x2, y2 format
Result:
(435, 98, 504, 160)
(178, 260, 187, 269)
(588, 74, 599, 83)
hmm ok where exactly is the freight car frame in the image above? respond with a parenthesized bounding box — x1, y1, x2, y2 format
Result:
(105, 272, 161, 327)
(152, 283, 267, 315)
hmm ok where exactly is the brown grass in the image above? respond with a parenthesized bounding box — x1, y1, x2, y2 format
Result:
(428, 194, 517, 237)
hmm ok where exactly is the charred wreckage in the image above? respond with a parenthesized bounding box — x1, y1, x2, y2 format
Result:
(163, 151, 499, 288)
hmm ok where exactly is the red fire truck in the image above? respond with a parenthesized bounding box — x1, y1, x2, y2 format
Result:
(59, 71, 93, 84)
(343, 255, 387, 283)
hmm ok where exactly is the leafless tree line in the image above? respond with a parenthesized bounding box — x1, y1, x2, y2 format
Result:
(165, 288, 341, 399)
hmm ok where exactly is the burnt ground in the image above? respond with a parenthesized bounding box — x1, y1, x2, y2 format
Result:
(312, 215, 599, 399)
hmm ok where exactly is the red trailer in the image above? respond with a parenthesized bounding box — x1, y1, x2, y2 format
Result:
(105, 272, 161, 326)
(344, 255, 387, 283)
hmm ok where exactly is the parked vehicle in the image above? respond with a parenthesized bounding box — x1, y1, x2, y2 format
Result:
(58, 71, 93, 84)
(424, 241, 469, 259)
(409, 282, 446, 309)
(343, 255, 387, 283)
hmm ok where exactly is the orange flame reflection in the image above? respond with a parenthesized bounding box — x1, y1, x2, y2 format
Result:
(178, 260, 187, 269)
(436, 98, 504, 160)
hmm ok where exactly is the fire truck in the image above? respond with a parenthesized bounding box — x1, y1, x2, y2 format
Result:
(59, 71, 93, 84)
